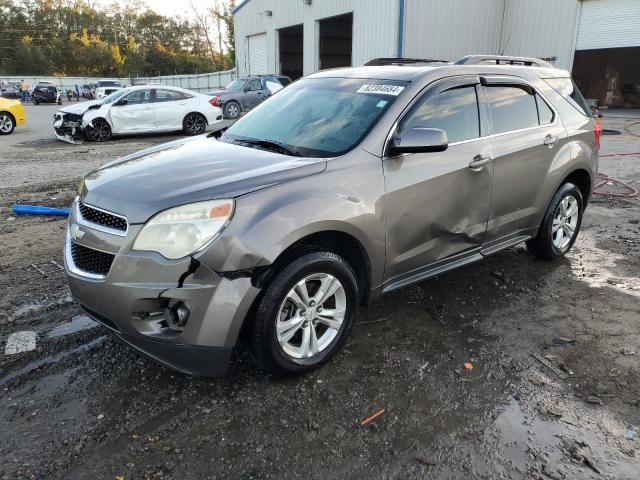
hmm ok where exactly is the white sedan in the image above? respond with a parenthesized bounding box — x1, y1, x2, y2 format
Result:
(53, 85, 223, 143)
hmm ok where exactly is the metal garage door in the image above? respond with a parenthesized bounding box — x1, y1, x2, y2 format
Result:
(576, 0, 640, 50)
(248, 33, 268, 74)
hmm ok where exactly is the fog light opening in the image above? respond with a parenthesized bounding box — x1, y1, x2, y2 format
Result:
(164, 301, 190, 330)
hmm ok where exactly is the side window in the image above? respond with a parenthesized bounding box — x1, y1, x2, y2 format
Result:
(401, 85, 480, 144)
(125, 89, 150, 105)
(535, 94, 554, 125)
(246, 79, 262, 91)
(155, 89, 182, 103)
(486, 86, 539, 134)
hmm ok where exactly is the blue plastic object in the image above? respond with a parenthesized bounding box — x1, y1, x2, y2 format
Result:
(12, 204, 70, 216)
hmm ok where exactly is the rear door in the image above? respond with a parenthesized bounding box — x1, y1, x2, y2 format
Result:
(153, 89, 189, 129)
(109, 88, 153, 133)
(383, 76, 494, 284)
(481, 77, 567, 242)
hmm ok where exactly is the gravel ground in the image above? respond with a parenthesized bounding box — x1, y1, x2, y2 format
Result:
(0, 103, 639, 480)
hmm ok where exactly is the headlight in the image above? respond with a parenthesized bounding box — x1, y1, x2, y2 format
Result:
(132, 200, 234, 260)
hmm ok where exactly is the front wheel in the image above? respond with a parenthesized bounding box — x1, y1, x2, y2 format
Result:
(85, 118, 112, 142)
(223, 101, 241, 119)
(249, 251, 358, 376)
(526, 183, 584, 260)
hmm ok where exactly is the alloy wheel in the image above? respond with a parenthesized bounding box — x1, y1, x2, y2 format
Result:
(185, 114, 206, 134)
(552, 195, 579, 250)
(87, 120, 111, 142)
(276, 273, 346, 359)
(226, 103, 240, 119)
(0, 113, 13, 133)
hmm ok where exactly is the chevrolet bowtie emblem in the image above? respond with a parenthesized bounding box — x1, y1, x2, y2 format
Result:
(71, 223, 85, 241)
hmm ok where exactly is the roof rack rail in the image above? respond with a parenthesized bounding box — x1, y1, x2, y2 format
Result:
(455, 55, 554, 68)
(363, 57, 449, 66)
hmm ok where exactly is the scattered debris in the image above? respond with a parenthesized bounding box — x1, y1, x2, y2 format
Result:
(621, 348, 636, 356)
(12, 204, 71, 216)
(463, 361, 474, 371)
(360, 407, 385, 426)
(428, 304, 446, 327)
(531, 353, 569, 380)
(584, 395, 602, 405)
(551, 336, 576, 346)
(625, 426, 637, 440)
(5, 331, 37, 355)
(49, 259, 64, 270)
(414, 457, 436, 467)
(30, 263, 47, 276)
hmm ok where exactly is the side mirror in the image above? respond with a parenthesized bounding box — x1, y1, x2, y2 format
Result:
(388, 127, 448, 155)
(115, 98, 128, 106)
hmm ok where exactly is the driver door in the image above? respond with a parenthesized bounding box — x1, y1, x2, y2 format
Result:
(383, 77, 494, 286)
(109, 89, 153, 133)
(241, 79, 265, 109)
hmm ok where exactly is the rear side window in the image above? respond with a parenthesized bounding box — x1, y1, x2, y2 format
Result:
(155, 90, 182, 103)
(535, 94, 554, 125)
(486, 86, 538, 134)
(401, 85, 480, 143)
(544, 78, 590, 116)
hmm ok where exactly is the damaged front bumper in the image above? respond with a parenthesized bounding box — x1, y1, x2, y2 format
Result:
(53, 112, 86, 144)
(63, 199, 261, 376)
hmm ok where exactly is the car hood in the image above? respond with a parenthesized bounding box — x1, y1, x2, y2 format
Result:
(59, 99, 104, 115)
(81, 135, 327, 224)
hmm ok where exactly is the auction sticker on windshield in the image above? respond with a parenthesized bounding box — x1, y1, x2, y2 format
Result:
(357, 84, 405, 96)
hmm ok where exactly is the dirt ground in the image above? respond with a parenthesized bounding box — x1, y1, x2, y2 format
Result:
(0, 103, 639, 480)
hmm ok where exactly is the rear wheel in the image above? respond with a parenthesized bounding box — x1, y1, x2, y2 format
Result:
(223, 101, 241, 119)
(0, 111, 15, 134)
(183, 112, 207, 135)
(85, 118, 112, 142)
(526, 183, 583, 260)
(249, 251, 358, 377)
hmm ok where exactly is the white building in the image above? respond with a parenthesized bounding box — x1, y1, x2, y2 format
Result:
(233, 0, 640, 108)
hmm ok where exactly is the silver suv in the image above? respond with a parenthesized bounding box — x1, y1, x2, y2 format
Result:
(65, 55, 598, 377)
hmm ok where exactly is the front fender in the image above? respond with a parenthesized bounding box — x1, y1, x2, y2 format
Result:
(196, 150, 386, 289)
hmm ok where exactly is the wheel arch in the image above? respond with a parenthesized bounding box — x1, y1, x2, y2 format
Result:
(560, 168, 592, 205)
(252, 229, 373, 307)
(184, 111, 208, 125)
(0, 110, 16, 122)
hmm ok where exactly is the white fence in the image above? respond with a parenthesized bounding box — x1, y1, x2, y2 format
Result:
(2, 69, 237, 93)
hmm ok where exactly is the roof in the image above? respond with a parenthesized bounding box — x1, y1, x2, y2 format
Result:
(232, 0, 250, 15)
(308, 66, 441, 82)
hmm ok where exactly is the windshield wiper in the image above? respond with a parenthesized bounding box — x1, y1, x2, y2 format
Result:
(238, 138, 302, 157)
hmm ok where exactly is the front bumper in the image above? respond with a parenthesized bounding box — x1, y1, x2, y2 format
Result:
(64, 199, 260, 376)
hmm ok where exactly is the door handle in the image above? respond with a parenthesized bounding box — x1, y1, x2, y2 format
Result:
(543, 134, 558, 147)
(469, 155, 492, 170)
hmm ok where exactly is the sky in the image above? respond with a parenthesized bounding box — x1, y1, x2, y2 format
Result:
(143, 0, 194, 18)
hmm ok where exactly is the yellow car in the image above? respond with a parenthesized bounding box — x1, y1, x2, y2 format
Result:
(0, 97, 26, 135)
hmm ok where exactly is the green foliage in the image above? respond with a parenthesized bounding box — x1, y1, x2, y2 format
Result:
(0, 0, 235, 76)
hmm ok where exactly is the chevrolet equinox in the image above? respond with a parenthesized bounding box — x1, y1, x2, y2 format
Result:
(65, 55, 598, 376)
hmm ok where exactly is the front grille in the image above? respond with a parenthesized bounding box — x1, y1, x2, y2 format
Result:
(70, 242, 115, 276)
(79, 201, 127, 232)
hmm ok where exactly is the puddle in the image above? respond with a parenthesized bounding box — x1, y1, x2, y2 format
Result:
(0, 336, 106, 386)
(46, 314, 97, 338)
(11, 303, 44, 318)
(0, 367, 80, 407)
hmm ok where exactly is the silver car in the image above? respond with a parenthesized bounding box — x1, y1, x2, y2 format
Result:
(65, 55, 598, 377)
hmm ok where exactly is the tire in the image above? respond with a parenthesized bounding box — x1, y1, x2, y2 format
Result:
(249, 251, 358, 377)
(183, 112, 207, 136)
(526, 183, 583, 260)
(33, 99, 39, 105)
(0, 111, 15, 135)
(85, 118, 112, 142)
(223, 101, 241, 119)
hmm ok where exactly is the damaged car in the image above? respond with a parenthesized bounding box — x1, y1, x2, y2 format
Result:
(32, 81, 62, 105)
(53, 85, 223, 143)
(65, 56, 598, 377)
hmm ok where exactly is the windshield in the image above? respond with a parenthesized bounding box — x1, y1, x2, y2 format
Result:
(225, 79, 245, 92)
(224, 78, 406, 157)
(102, 89, 129, 104)
(99, 81, 121, 87)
